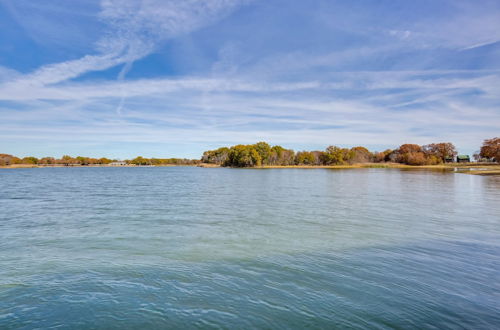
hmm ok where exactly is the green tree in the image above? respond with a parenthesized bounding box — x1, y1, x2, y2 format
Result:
(21, 156, 39, 165)
(321, 146, 352, 165)
(76, 156, 90, 165)
(225, 145, 262, 167)
(253, 142, 272, 165)
(269, 145, 295, 165)
(130, 156, 151, 165)
(295, 151, 316, 165)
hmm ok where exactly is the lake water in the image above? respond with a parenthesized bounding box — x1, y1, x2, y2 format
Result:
(1, 167, 499, 329)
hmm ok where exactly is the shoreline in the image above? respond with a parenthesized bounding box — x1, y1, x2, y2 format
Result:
(2, 163, 499, 175)
(253, 163, 500, 175)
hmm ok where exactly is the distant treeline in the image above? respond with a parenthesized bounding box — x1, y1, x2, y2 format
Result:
(202, 137, 500, 167)
(0, 154, 200, 166)
(126, 157, 200, 166)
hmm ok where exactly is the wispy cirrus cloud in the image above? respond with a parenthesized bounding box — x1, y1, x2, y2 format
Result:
(1, 0, 248, 88)
(1, 70, 498, 101)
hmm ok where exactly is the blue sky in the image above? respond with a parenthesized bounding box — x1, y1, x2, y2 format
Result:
(0, 0, 499, 159)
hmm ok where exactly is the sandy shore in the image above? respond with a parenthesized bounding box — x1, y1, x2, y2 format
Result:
(0, 164, 41, 169)
(466, 169, 500, 176)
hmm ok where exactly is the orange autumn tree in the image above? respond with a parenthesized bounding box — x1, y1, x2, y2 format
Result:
(480, 137, 500, 163)
(422, 143, 457, 163)
(395, 144, 427, 165)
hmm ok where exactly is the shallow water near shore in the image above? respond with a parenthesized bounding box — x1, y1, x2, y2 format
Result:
(1, 167, 499, 328)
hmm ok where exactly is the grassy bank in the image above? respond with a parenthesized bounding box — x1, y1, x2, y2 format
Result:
(256, 163, 500, 170)
(466, 169, 500, 176)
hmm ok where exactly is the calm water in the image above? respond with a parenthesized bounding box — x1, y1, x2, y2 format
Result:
(1, 167, 499, 329)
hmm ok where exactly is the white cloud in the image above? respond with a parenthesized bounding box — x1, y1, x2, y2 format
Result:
(0, 66, 20, 83)
(99, 0, 247, 45)
(389, 30, 411, 40)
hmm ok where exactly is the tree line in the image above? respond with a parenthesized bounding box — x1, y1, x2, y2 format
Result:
(0, 154, 200, 166)
(127, 157, 200, 166)
(0, 155, 113, 166)
(201, 137, 500, 167)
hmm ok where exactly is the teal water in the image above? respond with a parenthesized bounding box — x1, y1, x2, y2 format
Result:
(1, 167, 499, 329)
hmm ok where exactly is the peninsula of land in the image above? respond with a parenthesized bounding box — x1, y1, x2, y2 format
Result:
(2, 138, 499, 175)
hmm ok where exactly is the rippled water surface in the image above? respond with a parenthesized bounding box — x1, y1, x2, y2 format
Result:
(1, 167, 500, 329)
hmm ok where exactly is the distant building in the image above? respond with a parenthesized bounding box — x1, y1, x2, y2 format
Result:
(456, 155, 470, 163)
(445, 157, 454, 163)
(109, 161, 127, 166)
(477, 157, 496, 163)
